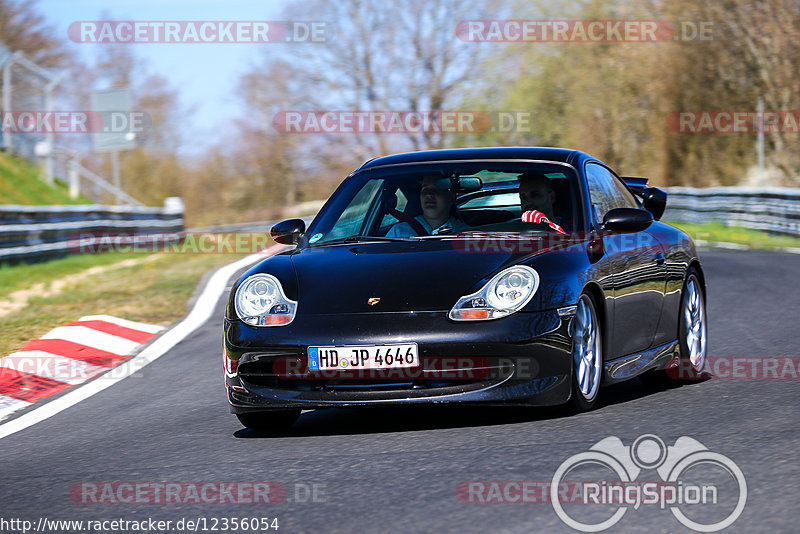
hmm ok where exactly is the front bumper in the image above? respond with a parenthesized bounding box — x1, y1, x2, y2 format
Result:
(224, 309, 573, 411)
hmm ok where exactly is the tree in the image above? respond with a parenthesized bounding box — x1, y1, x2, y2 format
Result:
(231, 59, 355, 218)
(683, 0, 800, 182)
(461, 0, 799, 186)
(76, 43, 189, 205)
(0, 0, 68, 67)
(249, 0, 493, 157)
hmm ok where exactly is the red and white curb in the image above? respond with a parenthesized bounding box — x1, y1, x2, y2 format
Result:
(0, 243, 286, 441)
(0, 315, 164, 421)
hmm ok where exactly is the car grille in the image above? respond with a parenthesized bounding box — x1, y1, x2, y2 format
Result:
(237, 353, 513, 392)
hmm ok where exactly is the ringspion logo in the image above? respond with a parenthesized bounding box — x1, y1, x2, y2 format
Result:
(550, 434, 746, 531)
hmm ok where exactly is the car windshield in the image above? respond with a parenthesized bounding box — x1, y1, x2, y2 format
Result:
(304, 161, 583, 246)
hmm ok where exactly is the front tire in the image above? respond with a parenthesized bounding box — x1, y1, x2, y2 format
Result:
(569, 293, 603, 412)
(236, 409, 301, 431)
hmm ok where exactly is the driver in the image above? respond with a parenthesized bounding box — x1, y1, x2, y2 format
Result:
(387, 176, 469, 237)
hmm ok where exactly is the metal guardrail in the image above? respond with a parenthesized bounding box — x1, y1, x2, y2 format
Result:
(0, 199, 184, 263)
(664, 186, 800, 237)
(187, 215, 317, 235)
(2, 186, 798, 263)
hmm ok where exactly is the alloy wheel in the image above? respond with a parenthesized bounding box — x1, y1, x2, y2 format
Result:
(573, 295, 601, 401)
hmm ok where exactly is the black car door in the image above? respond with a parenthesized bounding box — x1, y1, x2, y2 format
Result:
(585, 163, 667, 359)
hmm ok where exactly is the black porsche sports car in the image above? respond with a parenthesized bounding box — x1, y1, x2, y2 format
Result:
(224, 147, 707, 430)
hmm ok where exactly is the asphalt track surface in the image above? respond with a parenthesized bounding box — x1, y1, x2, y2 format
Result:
(0, 249, 798, 533)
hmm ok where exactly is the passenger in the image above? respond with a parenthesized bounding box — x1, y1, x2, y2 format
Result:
(387, 176, 470, 237)
(518, 173, 566, 234)
(518, 173, 556, 220)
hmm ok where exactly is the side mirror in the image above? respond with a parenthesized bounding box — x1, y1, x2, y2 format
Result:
(270, 218, 306, 245)
(641, 187, 667, 221)
(602, 208, 653, 233)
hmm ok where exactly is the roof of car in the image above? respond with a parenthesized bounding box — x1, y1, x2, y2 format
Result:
(357, 147, 592, 170)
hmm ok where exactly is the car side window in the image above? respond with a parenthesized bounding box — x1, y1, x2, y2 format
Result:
(585, 163, 638, 224)
(379, 188, 409, 227)
(326, 179, 384, 239)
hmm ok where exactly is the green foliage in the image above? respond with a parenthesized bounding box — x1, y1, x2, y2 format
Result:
(668, 220, 800, 250)
(0, 252, 134, 295)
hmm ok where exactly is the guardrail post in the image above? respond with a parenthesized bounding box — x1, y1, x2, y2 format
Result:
(68, 159, 80, 199)
(2, 58, 13, 153)
(163, 197, 184, 215)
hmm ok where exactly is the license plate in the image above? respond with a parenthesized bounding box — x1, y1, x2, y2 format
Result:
(308, 344, 418, 371)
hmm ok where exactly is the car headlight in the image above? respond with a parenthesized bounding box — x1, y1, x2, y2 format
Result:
(234, 274, 297, 326)
(449, 266, 539, 321)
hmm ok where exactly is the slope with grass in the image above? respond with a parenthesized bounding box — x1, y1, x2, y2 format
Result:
(0, 151, 93, 205)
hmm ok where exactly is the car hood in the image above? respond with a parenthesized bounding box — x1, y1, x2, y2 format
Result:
(289, 240, 527, 314)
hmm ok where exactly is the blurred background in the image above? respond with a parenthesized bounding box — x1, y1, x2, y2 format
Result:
(0, 0, 798, 227)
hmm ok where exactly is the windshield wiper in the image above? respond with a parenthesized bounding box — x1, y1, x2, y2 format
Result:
(309, 235, 426, 246)
(344, 235, 410, 242)
(454, 230, 548, 239)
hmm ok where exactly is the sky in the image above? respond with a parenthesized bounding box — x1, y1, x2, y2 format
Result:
(37, 0, 290, 154)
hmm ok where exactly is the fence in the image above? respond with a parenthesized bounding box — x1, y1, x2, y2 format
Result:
(0, 198, 184, 263)
(662, 187, 800, 237)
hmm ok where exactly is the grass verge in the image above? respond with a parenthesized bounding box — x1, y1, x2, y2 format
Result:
(0, 253, 141, 296)
(0, 250, 250, 357)
(665, 220, 800, 250)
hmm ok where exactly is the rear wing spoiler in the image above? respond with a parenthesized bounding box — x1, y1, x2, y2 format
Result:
(621, 176, 649, 195)
(621, 176, 667, 221)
